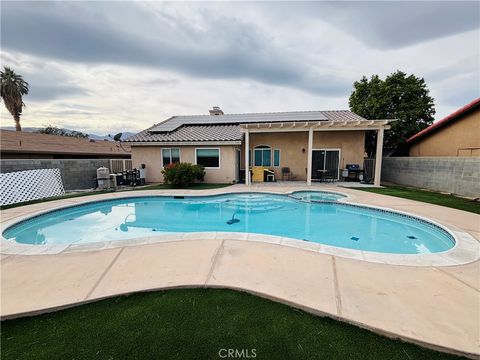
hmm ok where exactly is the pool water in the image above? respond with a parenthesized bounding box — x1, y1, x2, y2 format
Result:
(289, 191, 346, 202)
(2, 192, 455, 254)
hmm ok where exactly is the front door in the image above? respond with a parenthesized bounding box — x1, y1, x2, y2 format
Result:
(311, 149, 340, 181)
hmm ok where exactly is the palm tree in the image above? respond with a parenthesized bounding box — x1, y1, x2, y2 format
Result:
(1, 67, 29, 131)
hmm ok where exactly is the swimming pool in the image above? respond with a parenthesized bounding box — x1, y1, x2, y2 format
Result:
(2, 191, 455, 255)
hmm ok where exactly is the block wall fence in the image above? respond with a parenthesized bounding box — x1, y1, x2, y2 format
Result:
(381, 157, 480, 198)
(0, 159, 111, 190)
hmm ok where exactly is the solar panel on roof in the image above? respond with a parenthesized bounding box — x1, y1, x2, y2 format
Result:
(150, 111, 332, 133)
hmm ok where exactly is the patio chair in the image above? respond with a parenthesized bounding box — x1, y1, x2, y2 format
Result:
(264, 168, 275, 182)
(281, 167, 292, 181)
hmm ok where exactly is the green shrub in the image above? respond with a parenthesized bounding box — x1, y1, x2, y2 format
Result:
(162, 162, 205, 187)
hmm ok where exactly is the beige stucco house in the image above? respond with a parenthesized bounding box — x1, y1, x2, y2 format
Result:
(126, 107, 393, 186)
(407, 98, 480, 157)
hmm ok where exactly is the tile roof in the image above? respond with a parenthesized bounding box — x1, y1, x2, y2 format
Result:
(125, 124, 242, 143)
(125, 110, 368, 143)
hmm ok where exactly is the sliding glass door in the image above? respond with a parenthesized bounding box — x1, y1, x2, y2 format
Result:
(311, 149, 340, 181)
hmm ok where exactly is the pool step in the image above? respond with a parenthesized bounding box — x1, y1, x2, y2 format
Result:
(221, 203, 284, 212)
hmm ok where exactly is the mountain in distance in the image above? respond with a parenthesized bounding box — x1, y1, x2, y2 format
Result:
(0, 126, 135, 141)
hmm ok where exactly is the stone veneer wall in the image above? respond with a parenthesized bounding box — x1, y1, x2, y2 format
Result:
(0, 159, 111, 190)
(381, 157, 480, 198)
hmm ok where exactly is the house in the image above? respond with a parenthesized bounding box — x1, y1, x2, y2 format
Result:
(0, 130, 131, 159)
(406, 98, 480, 157)
(126, 107, 393, 186)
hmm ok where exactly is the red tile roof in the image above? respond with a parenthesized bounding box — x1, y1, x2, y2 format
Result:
(407, 98, 480, 144)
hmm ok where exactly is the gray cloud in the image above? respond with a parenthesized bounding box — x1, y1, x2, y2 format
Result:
(425, 56, 479, 83)
(271, 1, 479, 49)
(0, 50, 88, 101)
(26, 84, 87, 101)
(0, 2, 350, 96)
(0, 1, 478, 129)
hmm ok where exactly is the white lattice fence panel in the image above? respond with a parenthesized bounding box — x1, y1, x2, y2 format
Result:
(110, 159, 123, 173)
(110, 159, 133, 172)
(0, 168, 65, 206)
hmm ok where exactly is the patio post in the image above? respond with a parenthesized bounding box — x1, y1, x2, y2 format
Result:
(374, 127, 384, 186)
(245, 129, 250, 185)
(307, 127, 313, 186)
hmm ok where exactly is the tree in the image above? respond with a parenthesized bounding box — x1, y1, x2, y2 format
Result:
(37, 125, 89, 139)
(349, 71, 435, 156)
(0, 67, 30, 131)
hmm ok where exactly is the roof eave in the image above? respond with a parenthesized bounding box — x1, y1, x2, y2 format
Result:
(129, 140, 242, 146)
(240, 119, 395, 131)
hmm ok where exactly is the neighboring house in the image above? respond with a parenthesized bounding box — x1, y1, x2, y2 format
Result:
(407, 98, 480, 157)
(126, 107, 393, 186)
(0, 130, 131, 159)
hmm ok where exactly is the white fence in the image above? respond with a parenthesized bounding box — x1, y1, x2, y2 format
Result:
(0, 168, 65, 206)
(110, 159, 133, 173)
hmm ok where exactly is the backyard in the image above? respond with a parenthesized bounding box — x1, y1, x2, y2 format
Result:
(1, 184, 478, 359)
(1, 2, 478, 360)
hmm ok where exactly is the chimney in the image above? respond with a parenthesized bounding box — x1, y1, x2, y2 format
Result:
(209, 106, 224, 116)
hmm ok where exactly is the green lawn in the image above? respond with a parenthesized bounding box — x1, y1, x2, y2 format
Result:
(353, 185, 480, 214)
(0, 183, 233, 210)
(1, 289, 460, 360)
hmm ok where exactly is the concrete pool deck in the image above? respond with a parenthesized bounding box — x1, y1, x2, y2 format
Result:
(1, 184, 479, 358)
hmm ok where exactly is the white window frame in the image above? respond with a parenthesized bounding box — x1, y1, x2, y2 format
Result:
(273, 149, 281, 167)
(161, 148, 181, 167)
(253, 145, 272, 167)
(195, 147, 221, 169)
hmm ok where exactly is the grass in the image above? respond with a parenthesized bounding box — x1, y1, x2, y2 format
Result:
(0, 183, 233, 210)
(353, 185, 480, 214)
(0, 288, 461, 360)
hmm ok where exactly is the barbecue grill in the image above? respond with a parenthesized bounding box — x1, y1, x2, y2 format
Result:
(343, 164, 363, 181)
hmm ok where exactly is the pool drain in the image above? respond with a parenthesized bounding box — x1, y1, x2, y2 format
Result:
(350, 236, 359, 241)
(407, 235, 417, 239)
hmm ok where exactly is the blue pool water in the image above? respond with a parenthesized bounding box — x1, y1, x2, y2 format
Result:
(2, 192, 455, 254)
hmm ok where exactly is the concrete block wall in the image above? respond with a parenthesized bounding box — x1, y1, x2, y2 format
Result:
(382, 157, 480, 198)
(0, 159, 111, 190)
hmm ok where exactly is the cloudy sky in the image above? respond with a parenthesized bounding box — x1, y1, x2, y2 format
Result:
(1, 1, 478, 134)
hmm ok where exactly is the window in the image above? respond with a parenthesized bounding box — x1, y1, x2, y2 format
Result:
(253, 145, 271, 167)
(196, 148, 220, 168)
(273, 149, 280, 167)
(162, 148, 180, 167)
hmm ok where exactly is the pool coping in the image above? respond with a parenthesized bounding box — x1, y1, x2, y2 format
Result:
(1, 188, 478, 267)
